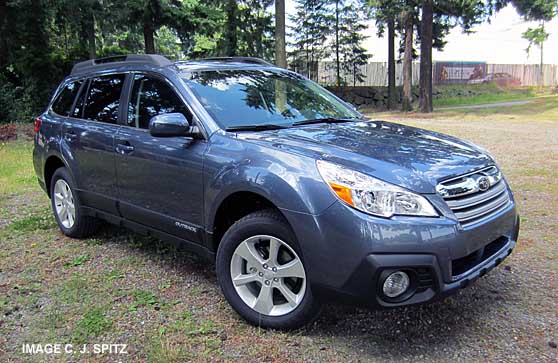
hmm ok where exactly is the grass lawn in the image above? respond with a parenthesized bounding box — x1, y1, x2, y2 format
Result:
(1, 103, 557, 362)
(432, 84, 546, 108)
(434, 94, 558, 120)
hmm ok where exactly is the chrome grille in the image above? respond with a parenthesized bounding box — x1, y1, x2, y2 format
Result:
(437, 166, 511, 228)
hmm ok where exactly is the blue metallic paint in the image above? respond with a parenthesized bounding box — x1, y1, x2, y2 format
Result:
(33, 60, 520, 308)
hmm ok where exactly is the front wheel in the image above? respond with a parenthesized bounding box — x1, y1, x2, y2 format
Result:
(216, 209, 320, 330)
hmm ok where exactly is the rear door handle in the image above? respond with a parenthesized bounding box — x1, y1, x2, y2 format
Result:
(64, 131, 78, 142)
(116, 141, 134, 155)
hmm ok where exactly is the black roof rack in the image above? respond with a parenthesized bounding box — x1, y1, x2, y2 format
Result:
(71, 54, 172, 75)
(196, 57, 275, 67)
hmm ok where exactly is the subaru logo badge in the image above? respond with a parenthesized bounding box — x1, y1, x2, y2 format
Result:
(477, 176, 490, 192)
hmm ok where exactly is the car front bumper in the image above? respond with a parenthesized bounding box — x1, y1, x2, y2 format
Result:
(280, 194, 520, 308)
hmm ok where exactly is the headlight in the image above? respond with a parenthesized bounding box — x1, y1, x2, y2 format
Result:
(316, 160, 438, 218)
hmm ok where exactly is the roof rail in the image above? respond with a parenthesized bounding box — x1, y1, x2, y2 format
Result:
(71, 54, 172, 75)
(197, 57, 275, 67)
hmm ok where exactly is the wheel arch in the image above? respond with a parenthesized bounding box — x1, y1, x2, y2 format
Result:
(44, 154, 68, 197)
(209, 190, 294, 252)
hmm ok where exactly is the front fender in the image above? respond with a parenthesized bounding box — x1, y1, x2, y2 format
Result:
(203, 134, 336, 231)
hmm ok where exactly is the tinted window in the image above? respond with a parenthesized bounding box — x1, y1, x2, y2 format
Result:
(83, 74, 125, 124)
(182, 69, 360, 129)
(52, 81, 82, 116)
(127, 74, 190, 129)
(72, 80, 88, 118)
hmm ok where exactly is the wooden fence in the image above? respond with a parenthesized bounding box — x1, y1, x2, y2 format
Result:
(314, 61, 558, 87)
(487, 64, 557, 87)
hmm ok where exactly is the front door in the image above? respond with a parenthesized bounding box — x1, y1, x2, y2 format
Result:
(115, 73, 206, 243)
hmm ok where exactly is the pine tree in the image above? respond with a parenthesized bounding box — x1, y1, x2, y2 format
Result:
(219, 0, 275, 59)
(334, 0, 371, 87)
(238, 0, 275, 59)
(289, 0, 334, 81)
(369, 0, 407, 109)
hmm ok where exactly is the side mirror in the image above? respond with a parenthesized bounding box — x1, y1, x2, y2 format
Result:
(149, 113, 201, 138)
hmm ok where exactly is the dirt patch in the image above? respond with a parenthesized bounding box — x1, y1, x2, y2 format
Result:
(0, 124, 17, 141)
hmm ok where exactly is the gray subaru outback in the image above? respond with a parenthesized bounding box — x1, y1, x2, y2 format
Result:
(33, 54, 519, 329)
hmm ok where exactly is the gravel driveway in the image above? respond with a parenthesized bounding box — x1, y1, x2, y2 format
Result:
(1, 114, 557, 363)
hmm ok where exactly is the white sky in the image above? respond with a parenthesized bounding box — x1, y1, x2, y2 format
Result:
(285, 2, 557, 65)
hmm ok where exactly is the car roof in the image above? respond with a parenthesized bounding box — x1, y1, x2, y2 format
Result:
(176, 60, 278, 72)
(70, 54, 280, 77)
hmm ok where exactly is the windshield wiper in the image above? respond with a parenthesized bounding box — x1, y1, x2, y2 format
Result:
(225, 124, 289, 132)
(292, 117, 357, 127)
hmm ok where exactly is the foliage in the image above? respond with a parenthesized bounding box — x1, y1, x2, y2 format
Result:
(218, 0, 275, 59)
(1, 0, 555, 121)
(334, 0, 371, 86)
(288, 0, 335, 81)
(0, 0, 276, 123)
(491, 0, 557, 21)
(288, 0, 370, 84)
(522, 24, 549, 56)
(73, 307, 113, 343)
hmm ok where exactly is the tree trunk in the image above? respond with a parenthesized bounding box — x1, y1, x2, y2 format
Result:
(419, 0, 433, 113)
(143, 16, 155, 54)
(387, 17, 396, 110)
(275, 0, 287, 68)
(87, 14, 96, 59)
(402, 11, 413, 112)
(539, 21, 544, 90)
(225, 0, 237, 56)
(540, 40, 544, 90)
(335, 0, 340, 88)
(81, 12, 96, 59)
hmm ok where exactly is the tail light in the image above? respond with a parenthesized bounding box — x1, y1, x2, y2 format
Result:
(34, 117, 42, 133)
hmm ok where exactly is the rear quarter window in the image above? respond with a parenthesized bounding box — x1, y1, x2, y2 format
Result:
(51, 80, 83, 116)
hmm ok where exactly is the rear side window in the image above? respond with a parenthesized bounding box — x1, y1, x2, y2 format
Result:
(71, 80, 88, 118)
(83, 74, 125, 124)
(127, 74, 191, 129)
(52, 81, 82, 116)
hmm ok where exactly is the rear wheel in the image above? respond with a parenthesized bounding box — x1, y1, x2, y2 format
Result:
(50, 167, 100, 238)
(216, 209, 320, 329)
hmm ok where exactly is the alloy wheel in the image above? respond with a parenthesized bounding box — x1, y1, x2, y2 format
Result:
(230, 235, 306, 316)
(53, 179, 76, 229)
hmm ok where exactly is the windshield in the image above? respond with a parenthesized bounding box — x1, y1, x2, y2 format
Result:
(181, 69, 361, 129)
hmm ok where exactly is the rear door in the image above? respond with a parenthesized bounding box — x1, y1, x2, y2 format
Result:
(115, 73, 206, 243)
(62, 73, 126, 215)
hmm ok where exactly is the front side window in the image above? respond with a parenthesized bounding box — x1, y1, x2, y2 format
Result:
(127, 74, 191, 129)
(52, 80, 83, 116)
(83, 74, 125, 124)
(181, 69, 360, 129)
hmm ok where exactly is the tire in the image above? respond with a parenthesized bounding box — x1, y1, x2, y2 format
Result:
(216, 209, 321, 330)
(50, 167, 100, 238)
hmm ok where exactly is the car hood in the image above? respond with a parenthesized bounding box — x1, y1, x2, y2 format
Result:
(237, 120, 494, 193)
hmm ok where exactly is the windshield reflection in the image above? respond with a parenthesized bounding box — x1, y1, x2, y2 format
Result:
(181, 69, 360, 129)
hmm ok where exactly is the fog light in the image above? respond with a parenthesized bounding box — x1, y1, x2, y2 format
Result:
(383, 271, 410, 298)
